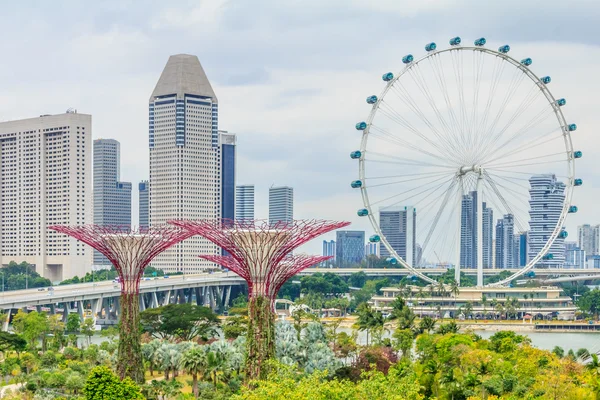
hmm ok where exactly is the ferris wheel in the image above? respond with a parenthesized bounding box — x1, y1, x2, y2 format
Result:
(352, 36, 583, 287)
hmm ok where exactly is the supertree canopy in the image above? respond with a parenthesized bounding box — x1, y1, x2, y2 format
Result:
(48, 225, 194, 383)
(169, 219, 350, 380)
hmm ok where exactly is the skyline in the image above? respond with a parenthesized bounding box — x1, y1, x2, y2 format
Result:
(1, 1, 599, 256)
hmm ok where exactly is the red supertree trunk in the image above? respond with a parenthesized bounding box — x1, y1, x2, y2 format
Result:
(169, 219, 349, 380)
(48, 225, 193, 383)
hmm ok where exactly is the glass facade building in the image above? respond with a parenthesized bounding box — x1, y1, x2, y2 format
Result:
(139, 181, 149, 230)
(336, 231, 365, 267)
(379, 206, 416, 265)
(235, 185, 255, 221)
(269, 186, 293, 224)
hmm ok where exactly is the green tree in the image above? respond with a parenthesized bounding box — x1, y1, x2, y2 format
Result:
(0, 331, 27, 354)
(392, 328, 414, 359)
(80, 318, 95, 346)
(66, 313, 81, 333)
(140, 303, 220, 341)
(223, 315, 247, 339)
(348, 271, 368, 288)
(180, 346, 207, 399)
(419, 316, 437, 334)
(12, 310, 49, 350)
(83, 366, 144, 400)
(388, 297, 416, 330)
(578, 289, 600, 320)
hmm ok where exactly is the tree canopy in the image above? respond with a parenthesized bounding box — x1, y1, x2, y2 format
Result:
(140, 303, 220, 341)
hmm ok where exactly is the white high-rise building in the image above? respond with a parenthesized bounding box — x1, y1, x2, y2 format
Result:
(149, 54, 221, 273)
(379, 206, 416, 266)
(235, 185, 255, 222)
(0, 112, 92, 281)
(269, 186, 293, 224)
(528, 174, 566, 268)
(578, 224, 600, 258)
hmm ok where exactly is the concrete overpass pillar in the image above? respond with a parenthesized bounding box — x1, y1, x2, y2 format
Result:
(224, 285, 232, 308)
(78, 301, 85, 321)
(3, 309, 12, 331)
(162, 290, 171, 306)
(151, 292, 159, 309)
(139, 294, 146, 311)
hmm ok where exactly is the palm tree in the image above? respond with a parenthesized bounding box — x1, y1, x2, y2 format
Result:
(437, 282, 447, 319)
(450, 280, 460, 318)
(490, 299, 498, 320)
(141, 340, 161, 376)
(428, 285, 436, 316)
(180, 346, 206, 399)
(464, 301, 474, 320)
(495, 302, 505, 320)
(481, 295, 488, 320)
(417, 287, 425, 317)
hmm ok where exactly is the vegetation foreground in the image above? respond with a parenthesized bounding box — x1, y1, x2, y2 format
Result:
(0, 299, 599, 399)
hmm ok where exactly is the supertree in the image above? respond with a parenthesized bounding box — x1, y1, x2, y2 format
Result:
(48, 225, 194, 383)
(169, 219, 350, 380)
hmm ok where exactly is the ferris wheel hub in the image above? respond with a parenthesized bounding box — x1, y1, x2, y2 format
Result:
(458, 165, 483, 176)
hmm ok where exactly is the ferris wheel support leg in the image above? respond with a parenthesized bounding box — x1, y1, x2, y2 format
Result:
(455, 180, 462, 286)
(477, 173, 484, 287)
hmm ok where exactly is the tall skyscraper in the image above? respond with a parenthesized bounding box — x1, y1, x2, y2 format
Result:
(93, 139, 132, 265)
(220, 131, 236, 222)
(460, 191, 478, 269)
(235, 185, 255, 221)
(482, 205, 494, 268)
(379, 206, 416, 265)
(269, 186, 293, 224)
(0, 112, 92, 281)
(336, 231, 365, 267)
(578, 224, 600, 258)
(149, 54, 221, 273)
(139, 181, 149, 230)
(494, 214, 514, 269)
(528, 174, 566, 268)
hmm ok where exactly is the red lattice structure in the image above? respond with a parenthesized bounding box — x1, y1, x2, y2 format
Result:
(169, 218, 350, 380)
(48, 224, 194, 383)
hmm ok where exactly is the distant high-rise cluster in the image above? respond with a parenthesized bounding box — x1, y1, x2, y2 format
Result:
(93, 138, 132, 265)
(269, 186, 293, 224)
(379, 206, 416, 265)
(322, 240, 336, 259)
(336, 231, 365, 267)
(0, 112, 92, 281)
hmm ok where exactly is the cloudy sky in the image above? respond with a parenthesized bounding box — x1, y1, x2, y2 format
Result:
(1, 0, 599, 255)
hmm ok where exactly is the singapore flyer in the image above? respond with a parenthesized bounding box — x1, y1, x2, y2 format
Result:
(352, 36, 583, 287)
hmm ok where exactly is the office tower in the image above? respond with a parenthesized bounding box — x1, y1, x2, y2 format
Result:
(139, 181, 149, 230)
(379, 206, 416, 265)
(528, 174, 566, 268)
(460, 191, 478, 269)
(93, 139, 132, 265)
(269, 186, 293, 224)
(482, 205, 494, 268)
(365, 242, 378, 257)
(322, 240, 336, 259)
(494, 214, 515, 269)
(515, 232, 528, 267)
(564, 241, 586, 269)
(149, 54, 221, 273)
(336, 231, 365, 267)
(0, 112, 91, 281)
(220, 131, 236, 222)
(235, 185, 255, 221)
(578, 224, 600, 258)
